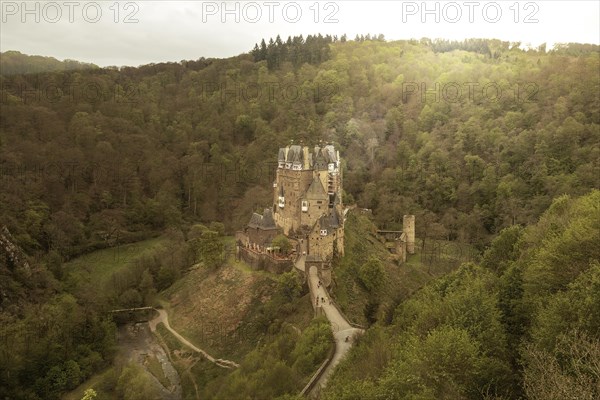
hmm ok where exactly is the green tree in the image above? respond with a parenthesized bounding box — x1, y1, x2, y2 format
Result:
(81, 388, 97, 400)
(279, 270, 302, 300)
(359, 256, 385, 293)
(209, 221, 225, 236)
(376, 326, 481, 399)
(272, 234, 292, 254)
(197, 230, 224, 269)
(119, 288, 142, 308)
(482, 225, 523, 274)
(523, 331, 600, 400)
(64, 360, 81, 390)
(156, 265, 176, 290)
(139, 268, 156, 303)
(116, 363, 161, 400)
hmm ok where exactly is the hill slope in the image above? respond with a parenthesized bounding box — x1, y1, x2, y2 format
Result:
(322, 190, 600, 400)
(0, 50, 98, 75)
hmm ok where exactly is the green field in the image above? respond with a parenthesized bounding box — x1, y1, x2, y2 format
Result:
(64, 236, 168, 288)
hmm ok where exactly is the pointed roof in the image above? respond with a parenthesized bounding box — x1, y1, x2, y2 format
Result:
(262, 208, 276, 228)
(324, 145, 337, 163)
(318, 208, 341, 230)
(286, 145, 303, 163)
(330, 192, 340, 206)
(313, 146, 330, 170)
(248, 209, 277, 230)
(248, 213, 263, 229)
(304, 176, 327, 200)
(278, 148, 286, 162)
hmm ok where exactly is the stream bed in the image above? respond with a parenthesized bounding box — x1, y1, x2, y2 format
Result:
(117, 322, 182, 400)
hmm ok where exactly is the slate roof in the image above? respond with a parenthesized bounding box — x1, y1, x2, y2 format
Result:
(248, 208, 278, 230)
(286, 145, 304, 163)
(324, 145, 337, 163)
(277, 144, 337, 170)
(318, 208, 341, 230)
(304, 176, 328, 200)
(313, 145, 337, 166)
(278, 148, 286, 163)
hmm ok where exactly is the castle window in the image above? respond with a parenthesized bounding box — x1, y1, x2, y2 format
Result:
(301, 201, 308, 212)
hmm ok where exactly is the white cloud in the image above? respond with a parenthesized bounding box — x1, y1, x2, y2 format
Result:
(1, 1, 598, 67)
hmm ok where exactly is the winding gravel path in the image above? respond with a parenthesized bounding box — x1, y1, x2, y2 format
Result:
(149, 308, 239, 369)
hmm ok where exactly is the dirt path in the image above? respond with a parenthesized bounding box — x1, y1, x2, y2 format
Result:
(149, 308, 240, 369)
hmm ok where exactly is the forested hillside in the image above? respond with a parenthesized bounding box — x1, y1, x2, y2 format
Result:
(1, 51, 99, 75)
(1, 37, 598, 260)
(322, 190, 600, 399)
(0, 36, 598, 399)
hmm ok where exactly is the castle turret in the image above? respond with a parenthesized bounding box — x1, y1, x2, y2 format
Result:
(403, 215, 415, 254)
(303, 146, 310, 170)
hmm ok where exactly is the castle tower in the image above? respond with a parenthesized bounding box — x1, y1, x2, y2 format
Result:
(403, 215, 415, 254)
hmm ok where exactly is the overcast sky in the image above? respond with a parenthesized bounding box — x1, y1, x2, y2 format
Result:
(1, 1, 598, 67)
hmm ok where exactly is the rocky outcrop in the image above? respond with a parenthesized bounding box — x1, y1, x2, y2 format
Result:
(0, 225, 31, 278)
(0, 225, 33, 311)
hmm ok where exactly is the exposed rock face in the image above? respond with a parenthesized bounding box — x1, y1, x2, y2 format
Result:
(0, 225, 33, 311)
(0, 226, 31, 277)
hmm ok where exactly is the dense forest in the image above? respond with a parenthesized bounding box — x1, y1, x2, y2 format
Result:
(323, 190, 600, 399)
(1, 37, 597, 256)
(0, 36, 598, 399)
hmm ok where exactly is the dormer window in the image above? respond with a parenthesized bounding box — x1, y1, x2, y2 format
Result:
(301, 201, 308, 212)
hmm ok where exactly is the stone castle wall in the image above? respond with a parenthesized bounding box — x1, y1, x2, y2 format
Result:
(237, 246, 292, 274)
(274, 169, 313, 234)
(307, 226, 344, 261)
